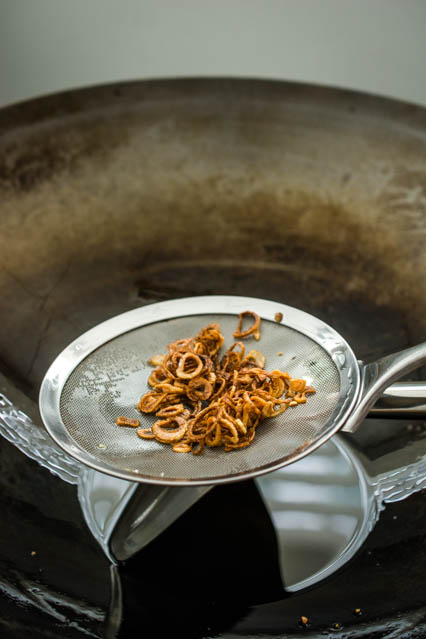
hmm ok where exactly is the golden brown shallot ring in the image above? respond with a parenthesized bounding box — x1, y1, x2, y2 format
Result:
(195, 323, 224, 355)
(191, 440, 205, 455)
(187, 377, 213, 401)
(154, 383, 186, 396)
(293, 393, 307, 404)
(290, 378, 307, 393)
(243, 350, 265, 368)
(228, 341, 246, 359)
(172, 442, 192, 453)
(220, 418, 239, 444)
(152, 417, 188, 443)
(148, 367, 169, 387)
(233, 311, 261, 341)
(210, 376, 227, 399)
(167, 338, 192, 353)
(234, 418, 247, 435)
(137, 428, 156, 440)
(116, 416, 141, 427)
(155, 403, 185, 417)
(176, 353, 204, 379)
(224, 428, 256, 450)
(205, 423, 222, 447)
(137, 391, 167, 413)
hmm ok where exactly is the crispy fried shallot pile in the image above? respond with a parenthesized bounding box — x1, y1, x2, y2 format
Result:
(116, 311, 315, 454)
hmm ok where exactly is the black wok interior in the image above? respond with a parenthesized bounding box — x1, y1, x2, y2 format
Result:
(0, 79, 425, 638)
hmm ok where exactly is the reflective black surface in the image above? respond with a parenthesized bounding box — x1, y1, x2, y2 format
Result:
(0, 438, 108, 638)
(0, 426, 425, 638)
(118, 480, 284, 639)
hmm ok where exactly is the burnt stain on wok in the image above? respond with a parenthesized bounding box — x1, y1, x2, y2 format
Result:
(0, 186, 425, 396)
(128, 189, 425, 314)
(0, 128, 127, 194)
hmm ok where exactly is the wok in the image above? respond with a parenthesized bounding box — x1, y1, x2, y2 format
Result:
(0, 79, 425, 638)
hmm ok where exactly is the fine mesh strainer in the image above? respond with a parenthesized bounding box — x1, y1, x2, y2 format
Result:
(39, 296, 426, 486)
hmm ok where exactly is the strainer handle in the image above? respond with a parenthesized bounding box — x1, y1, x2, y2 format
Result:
(368, 381, 426, 417)
(342, 342, 426, 433)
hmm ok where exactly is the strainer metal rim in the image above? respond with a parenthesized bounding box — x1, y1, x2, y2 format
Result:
(39, 296, 361, 485)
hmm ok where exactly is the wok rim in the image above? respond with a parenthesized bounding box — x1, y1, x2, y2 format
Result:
(1, 76, 425, 132)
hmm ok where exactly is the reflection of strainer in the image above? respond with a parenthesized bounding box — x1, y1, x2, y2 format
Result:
(39, 296, 426, 486)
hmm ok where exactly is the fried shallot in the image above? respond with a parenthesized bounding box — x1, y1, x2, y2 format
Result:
(117, 314, 315, 454)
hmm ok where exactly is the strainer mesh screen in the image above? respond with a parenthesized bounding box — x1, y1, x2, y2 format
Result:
(60, 314, 340, 481)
